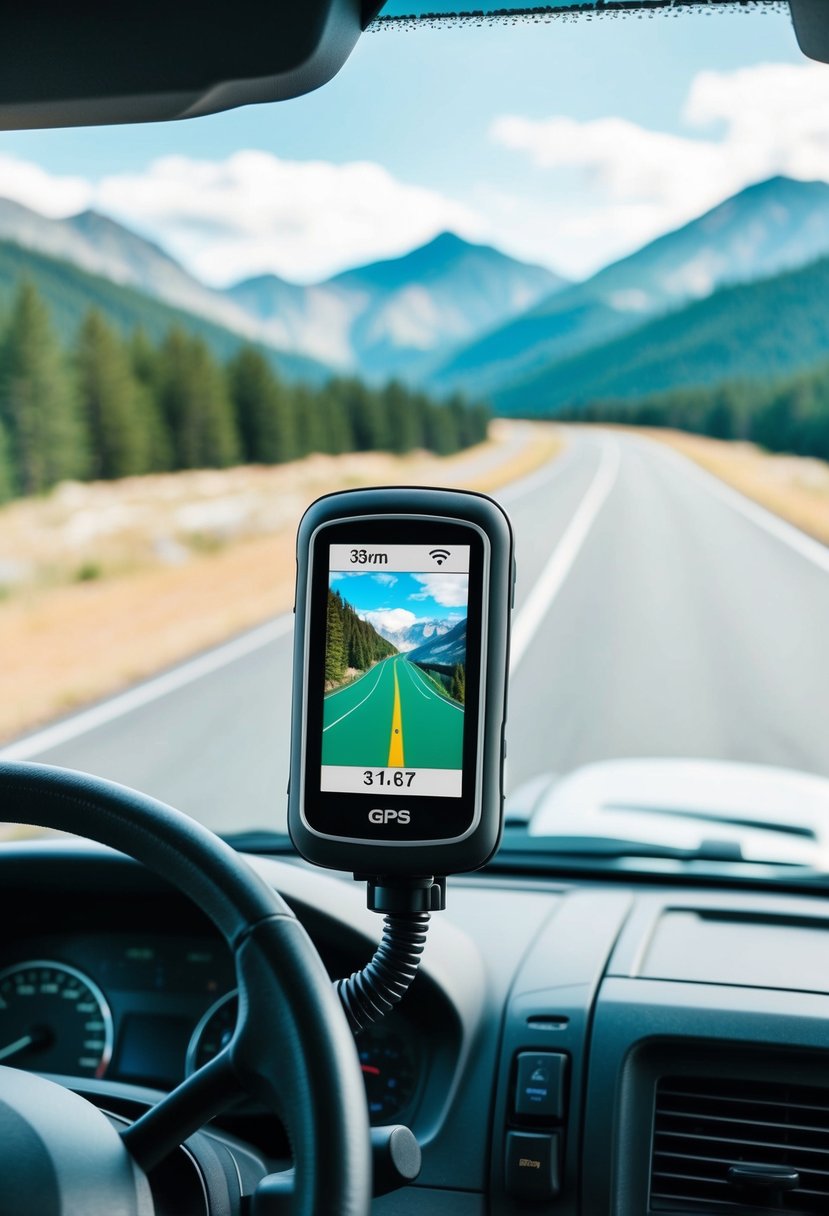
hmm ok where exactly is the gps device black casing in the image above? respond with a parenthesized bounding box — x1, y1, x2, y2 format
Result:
(288, 486, 513, 877)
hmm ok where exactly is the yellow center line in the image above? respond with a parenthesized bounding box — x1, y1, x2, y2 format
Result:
(387, 660, 405, 767)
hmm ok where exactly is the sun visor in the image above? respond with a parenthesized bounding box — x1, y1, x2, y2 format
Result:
(0, 0, 377, 130)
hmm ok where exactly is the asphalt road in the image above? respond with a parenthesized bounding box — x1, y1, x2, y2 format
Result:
(6, 428, 829, 833)
(323, 656, 463, 770)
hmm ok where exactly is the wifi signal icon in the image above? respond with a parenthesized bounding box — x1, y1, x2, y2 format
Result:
(429, 548, 451, 566)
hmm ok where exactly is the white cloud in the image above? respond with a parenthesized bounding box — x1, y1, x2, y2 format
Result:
(0, 148, 486, 285)
(3, 61, 829, 287)
(0, 153, 92, 217)
(372, 573, 398, 587)
(489, 62, 829, 278)
(409, 573, 468, 608)
(94, 151, 487, 285)
(365, 608, 417, 634)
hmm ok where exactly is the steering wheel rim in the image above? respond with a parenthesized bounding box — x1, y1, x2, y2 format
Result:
(0, 760, 372, 1216)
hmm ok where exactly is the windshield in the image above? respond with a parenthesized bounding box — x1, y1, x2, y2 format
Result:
(1, 4, 828, 873)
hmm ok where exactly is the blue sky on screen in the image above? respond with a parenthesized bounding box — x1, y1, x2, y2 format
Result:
(0, 8, 816, 283)
(331, 571, 468, 628)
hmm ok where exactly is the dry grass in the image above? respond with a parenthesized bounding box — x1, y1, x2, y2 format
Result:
(645, 429, 829, 547)
(0, 421, 560, 743)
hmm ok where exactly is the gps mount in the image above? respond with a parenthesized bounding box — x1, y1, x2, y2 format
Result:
(288, 486, 513, 1029)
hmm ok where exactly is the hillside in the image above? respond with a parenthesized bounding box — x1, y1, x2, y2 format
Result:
(493, 255, 829, 416)
(0, 197, 264, 338)
(432, 177, 829, 399)
(0, 197, 565, 379)
(408, 617, 467, 669)
(225, 231, 566, 376)
(0, 239, 326, 383)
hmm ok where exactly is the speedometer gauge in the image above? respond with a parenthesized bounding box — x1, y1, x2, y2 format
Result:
(0, 960, 113, 1078)
(187, 991, 419, 1122)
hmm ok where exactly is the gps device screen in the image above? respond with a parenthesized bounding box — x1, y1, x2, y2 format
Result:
(322, 542, 472, 800)
(289, 488, 512, 877)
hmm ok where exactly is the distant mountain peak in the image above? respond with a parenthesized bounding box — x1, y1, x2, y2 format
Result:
(431, 172, 829, 400)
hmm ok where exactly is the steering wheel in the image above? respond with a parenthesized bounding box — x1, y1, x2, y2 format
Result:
(0, 761, 372, 1216)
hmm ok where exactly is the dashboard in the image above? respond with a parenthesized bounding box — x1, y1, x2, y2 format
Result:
(6, 841, 829, 1215)
(0, 933, 421, 1126)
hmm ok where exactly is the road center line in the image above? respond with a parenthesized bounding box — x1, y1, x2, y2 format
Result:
(0, 615, 294, 762)
(509, 439, 621, 675)
(388, 661, 405, 766)
(323, 658, 389, 733)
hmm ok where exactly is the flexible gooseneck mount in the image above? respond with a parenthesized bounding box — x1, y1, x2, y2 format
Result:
(334, 876, 446, 1033)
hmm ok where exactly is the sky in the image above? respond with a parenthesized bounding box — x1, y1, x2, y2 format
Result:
(330, 571, 468, 638)
(0, 6, 820, 286)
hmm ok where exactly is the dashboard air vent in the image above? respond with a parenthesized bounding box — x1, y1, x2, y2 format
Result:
(651, 1075, 829, 1213)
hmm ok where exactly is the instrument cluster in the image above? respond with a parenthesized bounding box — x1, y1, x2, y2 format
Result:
(0, 933, 422, 1124)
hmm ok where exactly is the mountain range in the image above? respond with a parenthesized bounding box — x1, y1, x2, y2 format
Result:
(494, 254, 829, 415)
(408, 618, 467, 669)
(3, 173, 829, 412)
(367, 616, 455, 653)
(430, 176, 829, 401)
(0, 197, 562, 380)
(229, 232, 563, 375)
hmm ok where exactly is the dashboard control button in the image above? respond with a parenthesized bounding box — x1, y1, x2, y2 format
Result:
(514, 1051, 567, 1120)
(505, 1131, 560, 1200)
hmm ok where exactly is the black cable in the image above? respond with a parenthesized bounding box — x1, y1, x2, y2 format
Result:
(335, 912, 430, 1033)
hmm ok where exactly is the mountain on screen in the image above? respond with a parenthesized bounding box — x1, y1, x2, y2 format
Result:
(408, 618, 467, 670)
(368, 616, 455, 654)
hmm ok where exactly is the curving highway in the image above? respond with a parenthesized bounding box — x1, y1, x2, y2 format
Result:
(323, 656, 463, 771)
(6, 428, 829, 833)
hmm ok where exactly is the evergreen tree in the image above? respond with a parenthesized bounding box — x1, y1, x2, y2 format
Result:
(325, 590, 346, 684)
(159, 329, 240, 469)
(384, 380, 422, 454)
(128, 327, 174, 472)
(130, 327, 161, 397)
(293, 383, 326, 458)
(0, 281, 87, 494)
(227, 345, 298, 465)
(423, 398, 458, 455)
(340, 378, 391, 452)
(317, 382, 355, 456)
(0, 418, 13, 504)
(75, 310, 149, 479)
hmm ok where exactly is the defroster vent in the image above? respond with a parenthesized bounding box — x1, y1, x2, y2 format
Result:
(651, 1075, 829, 1212)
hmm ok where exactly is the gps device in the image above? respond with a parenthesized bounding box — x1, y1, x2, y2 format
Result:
(288, 486, 513, 884)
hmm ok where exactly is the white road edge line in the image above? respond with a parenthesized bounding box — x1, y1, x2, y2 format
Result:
(509, 439, 621, 675)
(322, 658, 389, 733)
(406, 659, 463, 712)
(647, 437, 829, 577)
(402, 661, 430, 700)
(0, 615, 294, 762)
(324, 658, 377, 701)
